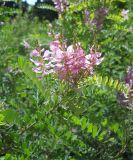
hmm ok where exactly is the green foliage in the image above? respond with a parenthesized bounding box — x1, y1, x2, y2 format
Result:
(0, 1, 133, 160)
(79, 74, 130, 96)
(36, 3, 56, 12)
(18, 56, 45, 96)
(0, 114, 5, 125)
(53, 0, 132, 78)
(0, 0, 20, 21)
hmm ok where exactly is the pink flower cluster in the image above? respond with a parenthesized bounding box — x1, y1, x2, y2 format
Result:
(30, 41, 103, 84)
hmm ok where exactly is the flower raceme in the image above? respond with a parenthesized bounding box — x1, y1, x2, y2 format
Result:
(30, 41, 104, 84)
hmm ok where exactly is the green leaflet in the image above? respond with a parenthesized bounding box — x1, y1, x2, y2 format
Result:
(79, 74, 130, 96)
(92, 125, 98, 138)
(36, 3, 56, 11)
(87, 123, 93, 133)
(0, 114, 5, 125)
(18, 56, 46, 97)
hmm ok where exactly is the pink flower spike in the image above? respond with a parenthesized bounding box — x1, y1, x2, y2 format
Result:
(30, 40, 104, 84)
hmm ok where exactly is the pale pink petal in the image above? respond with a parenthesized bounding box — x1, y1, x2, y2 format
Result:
(50, 41, 60, 52)
(30, 50, 40, 57)
(43, 50, 52, 58)
(32, 67, 42, 73)
(30, 59, 43, 66)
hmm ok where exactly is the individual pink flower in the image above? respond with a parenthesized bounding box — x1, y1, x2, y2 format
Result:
(30, 59, 43, 67)
(23, 40, 30, 48)
(89, 47, 104, 65)
(30, 49, 40, 57)
(32, 67, 42, 74)
(121, 9, 129, 20)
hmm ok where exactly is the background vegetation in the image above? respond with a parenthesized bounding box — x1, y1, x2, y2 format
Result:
(0, 0, 133, 159)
